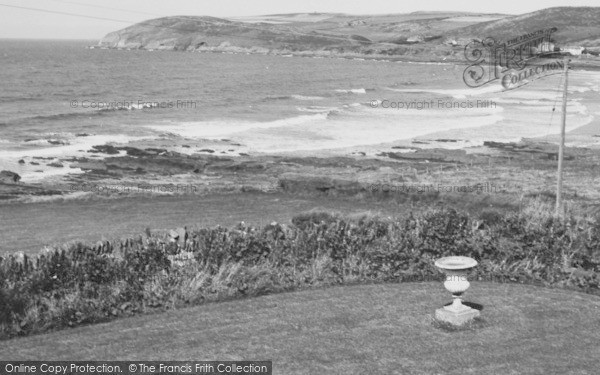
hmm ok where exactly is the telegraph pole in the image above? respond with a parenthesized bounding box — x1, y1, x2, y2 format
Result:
(556, 59, 570, 216)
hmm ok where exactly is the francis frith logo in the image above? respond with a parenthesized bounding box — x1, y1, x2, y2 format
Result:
(463, 27, 565, 90)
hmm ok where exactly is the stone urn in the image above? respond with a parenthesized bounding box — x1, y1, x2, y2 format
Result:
(434, 256, 479, 325)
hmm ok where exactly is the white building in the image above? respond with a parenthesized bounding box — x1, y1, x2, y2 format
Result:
(537, 41, 555, 54)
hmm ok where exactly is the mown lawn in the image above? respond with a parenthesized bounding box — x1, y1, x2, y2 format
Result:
(2, 282, 599, 374)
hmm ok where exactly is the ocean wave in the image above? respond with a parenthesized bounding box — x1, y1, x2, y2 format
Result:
(385, 85, 503, 99)
(404, 61, 454, 66)
(334, 88, 368, 94)
(568, 86, 592, 93)
(297, 106, 340, 113)
(146, 113, 330, 139)
(26, 110, 106, 123)
(264, 94, 326, 101)
(10, 102, 162, 124)
(0, 96, 44, 104)
(489, 97, 553, 105)
(23, 138, 70, 146)
(0, 134, 153, 166)
(291, 95, 325, 101)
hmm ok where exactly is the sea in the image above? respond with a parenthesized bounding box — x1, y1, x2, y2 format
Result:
(1, 39, 600, 182)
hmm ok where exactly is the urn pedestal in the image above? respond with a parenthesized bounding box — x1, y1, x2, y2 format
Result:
(434, 256, 479, 326)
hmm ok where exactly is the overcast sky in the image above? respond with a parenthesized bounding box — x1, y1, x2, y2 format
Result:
(0, 0, 597, 39)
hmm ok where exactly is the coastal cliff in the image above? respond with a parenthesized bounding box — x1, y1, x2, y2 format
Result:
(98, 8, 600, 57)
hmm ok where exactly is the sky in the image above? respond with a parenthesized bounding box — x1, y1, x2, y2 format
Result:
(0, 0, 598, 39)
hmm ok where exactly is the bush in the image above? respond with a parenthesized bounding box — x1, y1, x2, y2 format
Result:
(1, 205, 599, 339)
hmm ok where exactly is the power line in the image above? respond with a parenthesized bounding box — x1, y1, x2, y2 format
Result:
(47, 0, 162, 17)
(0, 3, 329, 44)
(2, 1, 597, 74)
(0, 3, 135, 24)
(0, 2, 372, 46)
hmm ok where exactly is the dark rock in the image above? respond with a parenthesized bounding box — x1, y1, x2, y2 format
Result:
(378, 149, 466, 163)
(30, 161, 40, 165)
(199, 149, 215, 153)
(182, 145, 191, 148)
(221, 161, 265, 171)
(0, 170, 21, 183)
(90, 145, 120, 154)
(18, 159, 25, 164)
(164, 151, 184, 158)
(144, 148, 168, 155)
(47, 162, 64, 168)
(116, 146, 149, 157)
(76, 133, 91, 137)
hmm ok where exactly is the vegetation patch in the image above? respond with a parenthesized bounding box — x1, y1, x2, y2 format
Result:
(1, 202, 600, 339)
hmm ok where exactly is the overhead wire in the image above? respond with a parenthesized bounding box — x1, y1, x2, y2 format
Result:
(3, 1, 597, 66)
(1, 1, 596, 110)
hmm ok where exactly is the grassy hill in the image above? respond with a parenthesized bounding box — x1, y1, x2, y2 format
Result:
(98, 14, 371, 52)
(97, 12, 508, 54)
(98, 7, 600, 56)
(449, 7, 600, 46)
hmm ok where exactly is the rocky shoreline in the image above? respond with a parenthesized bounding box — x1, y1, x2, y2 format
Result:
(2, 139, 598, 212)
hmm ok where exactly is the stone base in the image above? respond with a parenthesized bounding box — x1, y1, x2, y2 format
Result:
(435, 306, 480, 326)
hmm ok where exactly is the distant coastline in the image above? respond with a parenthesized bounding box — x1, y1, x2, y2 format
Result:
(96, 8, 600, 64)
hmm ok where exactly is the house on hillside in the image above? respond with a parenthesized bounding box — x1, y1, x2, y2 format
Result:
(537, 41, 556, 54)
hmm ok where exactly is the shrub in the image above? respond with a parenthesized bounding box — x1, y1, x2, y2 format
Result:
(1, 205, 600, 339)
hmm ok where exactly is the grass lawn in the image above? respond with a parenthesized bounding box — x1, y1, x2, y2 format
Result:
(2, 282, 599, 374)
